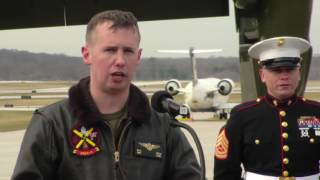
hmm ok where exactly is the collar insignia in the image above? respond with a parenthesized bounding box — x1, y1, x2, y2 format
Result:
(273, 100, 278, 106)
(69, 123, 101, 156)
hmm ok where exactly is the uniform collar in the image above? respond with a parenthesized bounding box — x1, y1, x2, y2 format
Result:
(265, 94, 297, 108)
(69, 76, 151, 126)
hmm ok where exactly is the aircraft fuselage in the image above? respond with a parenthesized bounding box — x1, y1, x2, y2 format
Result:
(184, 78, 231, 110)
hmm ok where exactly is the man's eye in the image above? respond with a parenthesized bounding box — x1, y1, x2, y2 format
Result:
(271, 69, 295, 73)
(271, 69, 281, 73)
(124, 49, 134, 54)
(105, 48, 116, 52)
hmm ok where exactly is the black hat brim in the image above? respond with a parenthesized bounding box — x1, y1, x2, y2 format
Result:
(261, 57, 300, 69)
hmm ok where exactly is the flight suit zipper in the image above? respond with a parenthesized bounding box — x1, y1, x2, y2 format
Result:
(114, 119, 132, 165)
(109, 118, 132, 179)
(102, 122, 118, 180)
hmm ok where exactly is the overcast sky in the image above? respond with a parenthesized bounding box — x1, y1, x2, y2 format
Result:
(0, 0, 319, 58)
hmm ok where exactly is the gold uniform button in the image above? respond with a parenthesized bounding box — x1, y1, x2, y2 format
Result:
(282, 170, 289, 177)
(256, 98, 261, 102)
(283, 145, 289, 152)
(282, 133, 288, 139)
(283, 158, 289, 164)
(255, 139, 260, 145)
(281, 121, 288, 128)
(279, 111, 286, 117)
(310, 138, 315, 143)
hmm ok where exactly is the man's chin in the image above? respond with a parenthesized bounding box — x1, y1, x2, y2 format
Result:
(277, 91, 295, 99)
(104, 84, 129, 94)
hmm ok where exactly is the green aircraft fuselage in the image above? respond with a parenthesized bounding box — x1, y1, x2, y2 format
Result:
(235, 0, 313, 100)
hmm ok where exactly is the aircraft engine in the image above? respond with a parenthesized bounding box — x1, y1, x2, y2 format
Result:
(165, 79, 181, 96)
(217, 79, 234, 96)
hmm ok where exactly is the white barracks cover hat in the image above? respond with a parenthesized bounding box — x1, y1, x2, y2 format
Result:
(248, 36, 311, 69)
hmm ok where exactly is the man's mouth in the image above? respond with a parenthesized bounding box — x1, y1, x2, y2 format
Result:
(111, 72, 126, 77)
(111, 72, 127, 82)
(279, 84, 290, 88)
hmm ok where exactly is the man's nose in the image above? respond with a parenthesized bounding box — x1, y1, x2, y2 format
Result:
(115, 51, 126, 66)
(280, 72, 290, 79)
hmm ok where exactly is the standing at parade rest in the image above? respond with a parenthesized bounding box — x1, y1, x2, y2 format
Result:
(11, 10, 201, 180)
(214, 36, 320, 180)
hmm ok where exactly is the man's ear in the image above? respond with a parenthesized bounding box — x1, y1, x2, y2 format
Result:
(82, 46, 91, 65)
(298, 67, 301, 82)
(259, 69, 265, 83)
(136, 48, 142, 65)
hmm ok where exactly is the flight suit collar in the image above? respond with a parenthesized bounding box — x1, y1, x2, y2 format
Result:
(265, 94, 298, 108)
(69, 76, 151, 126)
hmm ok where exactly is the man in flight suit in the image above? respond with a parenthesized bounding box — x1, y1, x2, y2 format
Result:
(11, 10, 201, 180)
(214, 36, 320, 180)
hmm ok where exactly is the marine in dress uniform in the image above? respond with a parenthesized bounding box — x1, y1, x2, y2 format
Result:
(214, 37, 320, 180)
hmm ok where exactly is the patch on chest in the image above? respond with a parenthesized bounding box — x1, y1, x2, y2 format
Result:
(69, 123, 101, 157)
(134, 141, 163, 159)
(297, 116, 320, 137)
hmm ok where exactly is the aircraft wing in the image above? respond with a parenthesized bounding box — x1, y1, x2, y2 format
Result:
(0, 0, 228, 30)
(218, 103, 238, 110)
(157, 49, 223, 54)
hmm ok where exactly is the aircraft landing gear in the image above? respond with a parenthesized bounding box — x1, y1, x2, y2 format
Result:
(219, 109, 228, 120)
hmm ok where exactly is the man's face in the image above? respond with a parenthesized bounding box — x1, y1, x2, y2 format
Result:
(259, 66, 301, 100)
(82, 21, 142, 94)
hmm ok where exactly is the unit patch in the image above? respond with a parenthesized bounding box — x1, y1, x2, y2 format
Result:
(134, 141, 162, 159)
(297, 116, 320, 137)
(69, 124, 101, 156)
(215, 128, 229, 160)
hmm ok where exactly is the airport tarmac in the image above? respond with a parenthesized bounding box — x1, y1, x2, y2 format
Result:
(0, 120, 225, 180)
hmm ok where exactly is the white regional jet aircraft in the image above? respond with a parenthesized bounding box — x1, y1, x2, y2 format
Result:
(158, 47, 236, 119)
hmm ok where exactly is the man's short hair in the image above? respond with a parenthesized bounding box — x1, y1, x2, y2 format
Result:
(86, 10, 140, 44)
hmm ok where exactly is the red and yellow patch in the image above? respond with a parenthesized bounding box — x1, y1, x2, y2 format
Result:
(214, 128, 229, 160)
(69, 123, 101, 157)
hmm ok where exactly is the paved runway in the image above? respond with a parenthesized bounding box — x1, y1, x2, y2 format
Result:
(0, 130, 25, 180)
(0, 120, 226, 180)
